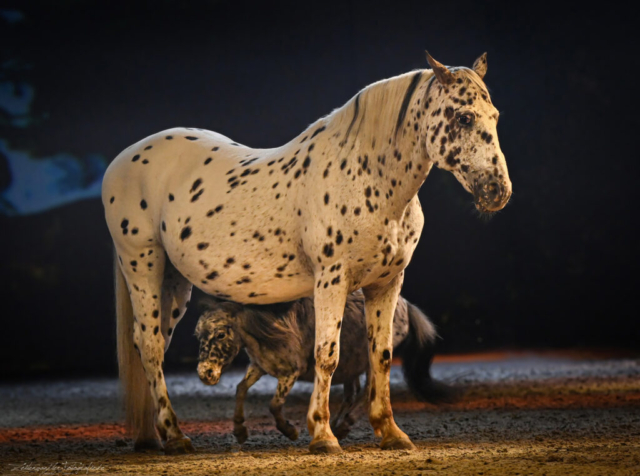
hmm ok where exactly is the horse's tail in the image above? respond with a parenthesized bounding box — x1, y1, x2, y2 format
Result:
(398, 300, 461, 403)
(115, 251, 155, 437)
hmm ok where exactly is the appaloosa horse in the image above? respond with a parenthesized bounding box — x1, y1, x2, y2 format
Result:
(102, 51, 511, 454)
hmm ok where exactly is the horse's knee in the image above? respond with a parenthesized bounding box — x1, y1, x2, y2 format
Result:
(315, 343, 339, 377)
(373, 346, 393, 372)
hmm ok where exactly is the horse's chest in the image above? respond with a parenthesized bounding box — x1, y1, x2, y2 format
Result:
(349, 206, 423, 289)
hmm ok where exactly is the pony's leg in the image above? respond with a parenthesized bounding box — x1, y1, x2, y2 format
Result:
(160, 259, 193, 352)
(330, 379, 359, 440)
(354, 375, 362, 396)
(363, 272, 415, 450)
(307, 283, 349, 454)
(116, 244, 194, 455)
(335, 376, 371, 440)
(233, 364, 264, 444)
(270, 373, 299, 441)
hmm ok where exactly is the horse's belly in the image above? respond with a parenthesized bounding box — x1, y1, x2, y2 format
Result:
(167, 238, 315, 304)
(197, 273, 316, 304)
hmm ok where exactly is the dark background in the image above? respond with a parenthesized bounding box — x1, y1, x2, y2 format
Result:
(1, 0, 637, 378)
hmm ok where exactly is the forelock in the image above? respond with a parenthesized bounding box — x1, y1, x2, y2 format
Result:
(451, 67, 490, 95)
(196, 311, 231, 338)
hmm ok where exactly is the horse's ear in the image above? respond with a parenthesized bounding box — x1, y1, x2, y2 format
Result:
(426, 51, 455, 86)
(472, 52, 488, 79)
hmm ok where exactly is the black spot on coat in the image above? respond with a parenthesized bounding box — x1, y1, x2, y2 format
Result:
(180, 226, 192, 240)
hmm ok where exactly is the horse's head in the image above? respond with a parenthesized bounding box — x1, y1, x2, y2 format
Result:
(195, 299, 243, 385)
(422, 52, 512, 214)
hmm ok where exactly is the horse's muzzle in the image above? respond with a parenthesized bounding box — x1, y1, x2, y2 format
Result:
(197, 361, 222, 385)
(474, 179, 512, 213)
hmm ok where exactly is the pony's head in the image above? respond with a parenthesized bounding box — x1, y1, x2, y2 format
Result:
(422, 52, 512, 214)
(195, 299, 243, 385)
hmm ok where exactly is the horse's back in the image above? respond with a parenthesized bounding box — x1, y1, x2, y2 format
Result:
(103, 127, 245, 200)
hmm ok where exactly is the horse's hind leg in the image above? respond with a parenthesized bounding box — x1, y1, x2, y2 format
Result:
(270, 373, 299, 441)
(160, 259, 193, 352)
(233, 364, 264, 444)
(115, 243, 194, 455)
(363, 272, 415, 450)
(331, 379, 360, 440)
(134, 258, 191, 450)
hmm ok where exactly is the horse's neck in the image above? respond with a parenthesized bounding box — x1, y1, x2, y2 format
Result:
(323, 71, 434, 219)
(363, 135, 431, 215)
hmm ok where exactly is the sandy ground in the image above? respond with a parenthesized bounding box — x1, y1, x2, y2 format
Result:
(1, 351, 639, 475)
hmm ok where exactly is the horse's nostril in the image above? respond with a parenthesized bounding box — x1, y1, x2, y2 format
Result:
(206, 369, 213, 378)
(487, 182, 501, 200)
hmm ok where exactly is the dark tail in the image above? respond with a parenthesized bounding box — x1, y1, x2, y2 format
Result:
(398, 300, 462, 403)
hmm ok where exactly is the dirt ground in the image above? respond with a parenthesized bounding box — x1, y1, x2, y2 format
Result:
(1, 351, 639, 475)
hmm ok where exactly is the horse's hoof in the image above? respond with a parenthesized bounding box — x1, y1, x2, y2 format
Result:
(380, 436, 416, 451)
(309, 438, 342, 454)
(133, 438, 163, 453)
(164, 436, 196, 455)
(234, 425, 249, 444)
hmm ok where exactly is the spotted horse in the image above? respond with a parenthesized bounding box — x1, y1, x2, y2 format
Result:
(102, 51, 512, 455)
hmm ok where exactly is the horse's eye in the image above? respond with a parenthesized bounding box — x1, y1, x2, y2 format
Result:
(458, 113, 474, 126)
(216, 332, 226, 340)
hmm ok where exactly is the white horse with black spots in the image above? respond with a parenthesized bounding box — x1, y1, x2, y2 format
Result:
(102, 52, 511, 454)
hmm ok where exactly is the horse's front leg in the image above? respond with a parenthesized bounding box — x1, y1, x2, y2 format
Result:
(270, 373, 299, 441)
(363, 272, 415, 450)
(307, 281, 348, 454)
(117, 245, 194, 455)
(233, 364, 264, 444)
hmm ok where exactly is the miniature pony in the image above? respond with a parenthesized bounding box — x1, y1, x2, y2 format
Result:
(195, 291, 456, 443)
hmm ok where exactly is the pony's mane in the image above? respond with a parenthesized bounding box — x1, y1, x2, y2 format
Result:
(198, 296, 307, 353)
(239, 299, 310, 354)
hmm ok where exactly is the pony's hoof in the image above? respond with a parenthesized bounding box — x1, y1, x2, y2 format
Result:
(331, 424, 352, 441)
(281, 424, 299, 441)
(234, 425, 249, 444)
(164, 436, 195, 455)
(276, 421, 298, 441)
(380, 436, 416, 451)
(133, 438, 163, 453)
(309, 438, 342, 454)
